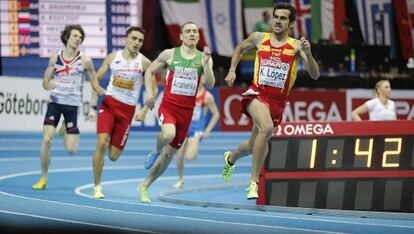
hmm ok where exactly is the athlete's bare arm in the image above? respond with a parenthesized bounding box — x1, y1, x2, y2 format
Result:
(83, 55, 98, 95)
(225, 32, 263, 86)
(295, 37, 320, 80)
(142, 55, 159, 97)
(82, 55, 99, 120)
(203, 91, 219, 138)
(202, 46, 215, 88)
(42, 54, 58, 90)
(95, 52, 116, 83)
(135, 55, 159, 122)
(144, 49, 173, 108)
(89, 52, 115, 107)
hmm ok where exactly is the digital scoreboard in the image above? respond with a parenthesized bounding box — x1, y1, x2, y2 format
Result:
(258, 120, 414, 212)
(1, 0, 142, 77)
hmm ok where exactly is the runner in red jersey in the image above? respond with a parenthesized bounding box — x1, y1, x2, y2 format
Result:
(222, 2, 320, 200)
(138, 22, 215, 203)
(89, 27, 155, 199)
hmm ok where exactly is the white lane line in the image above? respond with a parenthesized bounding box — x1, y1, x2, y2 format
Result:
(74, 176, 414, 230)
(0, 210, 159, 234)
(0, 192, 345, 234)
(2, 167, 414, 231)
(0, 138, 246, 143)
(0, 145, 232, 150)
(0, 163, 251, 180)
(0, 155, 238, 162)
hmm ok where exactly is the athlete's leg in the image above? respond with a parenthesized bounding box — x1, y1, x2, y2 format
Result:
(57, 120, 66, 136)
(175, 138, 187, 184)
(34, 102, 65, 189)
(183, 135, 201, 161)
(92, 101, 115, 198)
(155, 124, 176, 153)
(174, 136, 200, 188)
(141, 144, 178, 189)
(39, 125, 56, 179)
(93, 133, 111, 186)
(107, 120, 131, 162)
(246, 99, 274, 183)
(140, 146, 177, 203)
(61, 105, 80, 154)
(226, 127, 258, 165)
(32, 125, 56, 190)
(145, 123, 176, 169)
(63, 134, 79, 155)
(222, 127, 258, 183)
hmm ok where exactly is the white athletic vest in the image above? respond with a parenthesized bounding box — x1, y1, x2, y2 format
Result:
(50, 50, 85, 106)
(366, 98, 397, 121)
(106, 51, 143, 105)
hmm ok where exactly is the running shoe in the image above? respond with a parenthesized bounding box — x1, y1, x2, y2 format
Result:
(173, 180, 184, 189)
(93, 185, 104, 199)
(138, 185, 151, 203)
(32, 177, 47, 190)
(144, 151, 161, 169)
(246, 181, 258, 200)
(222, 151, 235, 182)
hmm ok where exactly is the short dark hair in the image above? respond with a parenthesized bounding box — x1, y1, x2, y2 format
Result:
(180, 21, 198, 33)
(60, 25, 85, 46)
(273, 2, 296, 22)
(126, 26, 145, 37)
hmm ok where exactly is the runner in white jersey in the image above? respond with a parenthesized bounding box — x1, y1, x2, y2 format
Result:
(32, 25, 97, 190)
(89, 26, 157, 199)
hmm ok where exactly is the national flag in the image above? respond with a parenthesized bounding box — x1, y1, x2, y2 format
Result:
(19, 1, 30, 11)
(18, 12, 30, 23)
(160, 0, 243, 57)
(18, 23, 30, 34)
(354, 0, 397, 57)
(200, 0, 243, 56)
(311, 0, 348, 44)
(160, 0, 207, 49)
(344, 0, 364, 46)
(393, 0, 414, 60)
(282, 0, 312, 39)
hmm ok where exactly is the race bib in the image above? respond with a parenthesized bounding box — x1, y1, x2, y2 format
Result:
(258, 59, 290, 88)
(112, 76, 134, 90)
(171, 66, 198, 96)
(54, 77, 78, 95)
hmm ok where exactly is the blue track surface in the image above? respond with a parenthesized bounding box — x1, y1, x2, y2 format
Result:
(0, 131, 413, 233)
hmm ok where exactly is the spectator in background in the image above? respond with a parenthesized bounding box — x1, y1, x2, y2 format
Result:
(407, 57, 414, 77)
(352, 79, 396, 121)
(254, 11, 272, 32)
(32, 25, 97, 190)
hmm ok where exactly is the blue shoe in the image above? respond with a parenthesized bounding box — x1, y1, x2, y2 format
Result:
(145, 151, 161, 169)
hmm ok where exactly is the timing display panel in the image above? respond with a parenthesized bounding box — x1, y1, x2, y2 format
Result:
(258, 121, 414, 212)
(267, 135, 414, 171)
